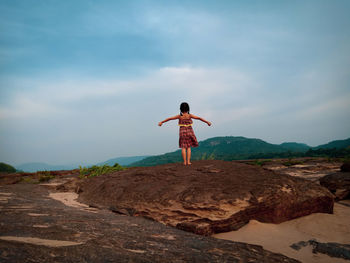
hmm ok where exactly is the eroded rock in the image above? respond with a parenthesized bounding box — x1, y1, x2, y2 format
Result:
(291, 239, 350, 260)
(320, 171, 350, 200)
(77, 160, 334, 235)
(0, 184, 300, 263)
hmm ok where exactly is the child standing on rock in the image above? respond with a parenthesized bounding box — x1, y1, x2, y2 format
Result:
(158, 102, 211, 165)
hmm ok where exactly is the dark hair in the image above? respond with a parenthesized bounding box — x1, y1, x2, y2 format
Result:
(180, 102, 190, 115)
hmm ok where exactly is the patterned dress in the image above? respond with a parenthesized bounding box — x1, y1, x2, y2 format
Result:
(179, 117, 199, 148)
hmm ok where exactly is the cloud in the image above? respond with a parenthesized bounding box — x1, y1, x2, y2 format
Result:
(0, 95, 64, 119)
(0, 66, 255, 118)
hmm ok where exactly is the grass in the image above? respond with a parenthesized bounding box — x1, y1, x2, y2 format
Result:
(253, 159, 272, 166)
(37, 171, 55, 182)
(79, 163, 125, 179)
(21, 177, 36, 184)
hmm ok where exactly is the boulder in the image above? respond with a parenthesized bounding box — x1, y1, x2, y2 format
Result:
(341, 162, 350, 172)
(77, 160, 334, 236)
(320, 171, 350, 200)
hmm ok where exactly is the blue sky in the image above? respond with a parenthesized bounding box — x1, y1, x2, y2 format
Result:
(1, 0, 349, 165)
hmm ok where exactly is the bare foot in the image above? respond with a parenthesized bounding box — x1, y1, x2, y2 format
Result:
(187, 162, 192, 165)
(183, 162, 187, 165)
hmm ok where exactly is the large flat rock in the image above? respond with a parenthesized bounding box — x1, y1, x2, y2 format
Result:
(77, 160, 334, 235)
(0, 184, 299, 262)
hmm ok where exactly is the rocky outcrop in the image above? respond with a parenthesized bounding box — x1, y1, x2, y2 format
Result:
(341, 161, 350, 172)
(320, 171, 350, 200)
(0, 184, 300, 263)
(0, 169, 80, 186)
(291, 239, 350, 260)
(77, 160, 334, 235)
(0, 173, 23, 185)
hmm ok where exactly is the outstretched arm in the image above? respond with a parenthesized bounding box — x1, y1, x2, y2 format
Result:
(190, 114, 211, 126)
(158, 115, 180, 126)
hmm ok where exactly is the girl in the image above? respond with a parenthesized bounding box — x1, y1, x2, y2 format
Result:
(158, 102, 211, 165)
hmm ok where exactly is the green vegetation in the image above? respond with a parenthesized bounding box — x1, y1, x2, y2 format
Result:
(37, 171, 55, 182)
(21, 177, 35, 184)
(313, 138, 350, 150)
(304, 148, 350, 158)
(130, 136, 350, 167)
(79, 163, 125, 178)
(253, 159, 272, 166)
(19, 171, 55, 184)
(0, 162, 16, 173)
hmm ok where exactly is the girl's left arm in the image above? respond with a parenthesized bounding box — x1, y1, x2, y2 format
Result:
(158, 115, 180, 126)
(190, 114, 211, 126)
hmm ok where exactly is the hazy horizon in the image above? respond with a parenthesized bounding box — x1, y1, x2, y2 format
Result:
(1, 1, 350, 166)
(8, 135, 350, 167)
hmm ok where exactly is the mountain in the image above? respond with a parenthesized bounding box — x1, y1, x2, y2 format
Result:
(130, 136, 311, 167)
(130, 136, 350, 167)
(313, 138, 350, 150)
(15, 162, 79, 173)
(96, 155, 149, 166)
(280, 142, 310, 152)
(15, 155, 150, 172)
(0, 162, 17, 173)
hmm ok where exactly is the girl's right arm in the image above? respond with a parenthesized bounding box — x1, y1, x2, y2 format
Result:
(158, 115, 180, 126)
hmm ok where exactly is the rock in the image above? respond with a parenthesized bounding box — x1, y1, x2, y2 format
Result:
(341, 161, 350, 172)
(291, 239, 350, 260)
(77, 160, 334, 236)
(0, 184, 300, 263)
(320, 171, 350, 200)
(0, 173, 23, 185)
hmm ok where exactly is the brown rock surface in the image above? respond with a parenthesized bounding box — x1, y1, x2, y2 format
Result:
(0, 184, 299, 262)
(341, 162, 350, 172)
(320, 171, 350, 200)
(0, 169, 80, 186)
(77, 160, 334, 236)
(259, 158, 342, 181)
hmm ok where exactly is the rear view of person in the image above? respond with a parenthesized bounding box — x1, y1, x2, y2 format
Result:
(158, 102, 211, 165)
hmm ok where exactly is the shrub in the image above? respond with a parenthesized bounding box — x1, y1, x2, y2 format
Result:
(21, 177, 34, 183)
(253, 159, 272, 166)
(37, 171, 55, 182)
(79, 163, 125, 179)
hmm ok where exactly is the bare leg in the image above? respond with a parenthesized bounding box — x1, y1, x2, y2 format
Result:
(181, 148, 187, 165)
(187, 148, 192, 165)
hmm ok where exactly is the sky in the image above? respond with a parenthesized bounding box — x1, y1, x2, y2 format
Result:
(1, 0, 350, 166)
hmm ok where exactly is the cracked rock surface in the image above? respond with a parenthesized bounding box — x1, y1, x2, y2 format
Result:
(77, 160, 334, 236)
(0, 184, 299, 262)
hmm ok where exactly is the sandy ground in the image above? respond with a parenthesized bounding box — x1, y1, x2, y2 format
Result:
(49, 192, 98, 213)
(213, 201, 350, 263)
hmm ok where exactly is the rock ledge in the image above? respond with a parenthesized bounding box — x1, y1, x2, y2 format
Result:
(78, 160, 334, 235)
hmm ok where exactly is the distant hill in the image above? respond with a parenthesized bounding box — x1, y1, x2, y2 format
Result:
(280, 142, 310, 152)
(15, 155, 150, 172)
(313, 138, 350, 150)
(0, 162, 17, 173)
(15, 162, 79, 173)
(130, 136, 350, 167)
(130, 136, 311, 167)
(96, 155, 149, 166)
